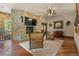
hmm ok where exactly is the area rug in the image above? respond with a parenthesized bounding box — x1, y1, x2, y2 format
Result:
(19, 39, 64, 56)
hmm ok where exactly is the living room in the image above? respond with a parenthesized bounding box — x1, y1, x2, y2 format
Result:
(0, 3, 79, 56)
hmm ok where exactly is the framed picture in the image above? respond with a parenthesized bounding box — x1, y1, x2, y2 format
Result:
(54, 21, 63, 29)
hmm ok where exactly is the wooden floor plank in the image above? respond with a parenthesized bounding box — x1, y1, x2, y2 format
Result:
(57, 37, 77, 56)
(0, 40, 32, 56)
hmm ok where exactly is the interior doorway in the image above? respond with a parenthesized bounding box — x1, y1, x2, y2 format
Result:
(41, 22, 48, 40)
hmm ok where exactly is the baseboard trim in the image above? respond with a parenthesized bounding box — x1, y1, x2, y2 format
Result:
(63, 36, 74, 39)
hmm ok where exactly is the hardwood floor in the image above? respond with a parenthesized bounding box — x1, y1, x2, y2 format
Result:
(0, 40, 32, 56)
(0, 37, 78, 56)
(57, 37, 78, 56)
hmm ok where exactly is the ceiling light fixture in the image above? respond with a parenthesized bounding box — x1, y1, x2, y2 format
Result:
(47, 8, 56, 16)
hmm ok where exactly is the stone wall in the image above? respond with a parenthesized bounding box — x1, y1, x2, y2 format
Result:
(11, 9, 41, 41)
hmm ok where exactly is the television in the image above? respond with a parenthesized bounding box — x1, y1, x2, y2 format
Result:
(32, 19, 37, 26)
(25, 17, 37, 26)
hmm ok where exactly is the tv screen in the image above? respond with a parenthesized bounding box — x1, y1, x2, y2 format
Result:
(25, 17, 30, 25)
(25, 17, 37, 26)
(32, 19, 37, 26)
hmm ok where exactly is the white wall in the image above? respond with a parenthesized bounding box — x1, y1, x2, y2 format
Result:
(41, 4, 76, 37)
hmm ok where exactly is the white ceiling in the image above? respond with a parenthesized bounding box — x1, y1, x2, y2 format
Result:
(0, 3, 76, 16)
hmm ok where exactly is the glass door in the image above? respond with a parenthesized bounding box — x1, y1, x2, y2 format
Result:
(0, 18, 4, 40)
(0, 19, 12, 41)
(4, 19, 12, 40)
